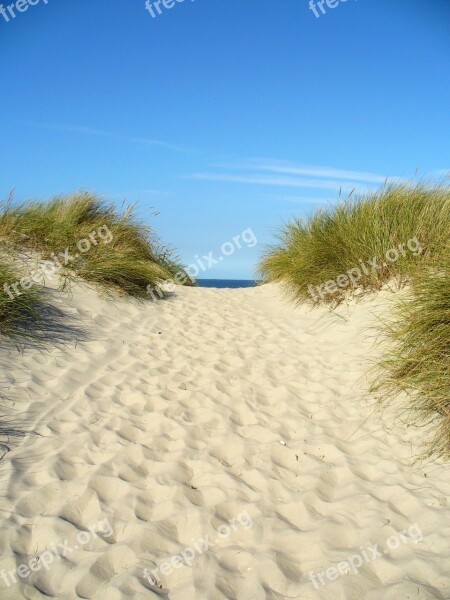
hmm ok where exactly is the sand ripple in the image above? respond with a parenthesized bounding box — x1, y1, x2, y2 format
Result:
(0, 283, 449, 599)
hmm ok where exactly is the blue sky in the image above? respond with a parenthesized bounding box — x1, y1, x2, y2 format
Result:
(1, 0, 449, 278)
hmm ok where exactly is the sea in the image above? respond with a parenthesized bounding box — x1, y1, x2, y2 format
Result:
(196, 279, 257, 289)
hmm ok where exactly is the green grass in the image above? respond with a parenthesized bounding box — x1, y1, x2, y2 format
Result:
(0, 192, 188, 299)
(0, 261, 44, 454)
(258, 181, 450, 459)
(0, 192, 190, 455)
(373, 248, 450, 459)
(0, 260, 42, 340)
(258, 182, 450, 305)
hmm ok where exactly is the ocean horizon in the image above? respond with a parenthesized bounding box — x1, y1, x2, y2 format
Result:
(196, 279, 256, 289)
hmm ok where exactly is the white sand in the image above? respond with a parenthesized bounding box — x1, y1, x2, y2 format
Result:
(0, 280, 449, 599)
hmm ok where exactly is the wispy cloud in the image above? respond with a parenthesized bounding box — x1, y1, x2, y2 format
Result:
(234, 159, 398, 184)
(262, 194, 337, 205)
(189, 172, 371, 193)
(16, 121, 185, 152)
(189, 158, 401, 198)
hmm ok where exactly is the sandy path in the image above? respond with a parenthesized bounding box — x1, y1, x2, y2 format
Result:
(0, 282, 449, 599)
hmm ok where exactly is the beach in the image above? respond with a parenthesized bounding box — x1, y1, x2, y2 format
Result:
(2, 0, 449, 597)
(0, 280, 449, 599)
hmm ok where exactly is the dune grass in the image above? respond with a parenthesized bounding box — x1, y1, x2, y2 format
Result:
(0, 262, 42, 460)
(0, 192, 188, 299)
(259, 181, 449, 458)
(373, 248, 450, 459)
(0, 260, 42, 340)
(258, 182, 450, 305)
(0, 193, 190, 459)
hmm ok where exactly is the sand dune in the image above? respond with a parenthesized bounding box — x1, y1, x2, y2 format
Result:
(0, 281, 449, 599)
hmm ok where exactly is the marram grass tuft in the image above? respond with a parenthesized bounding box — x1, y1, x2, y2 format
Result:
(373, 247, 450, 459)
(258, 182, 449, 305)
(0, 260, 42, 340)
(259, 181, 449, 459)
(0, 192, 188, 298)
